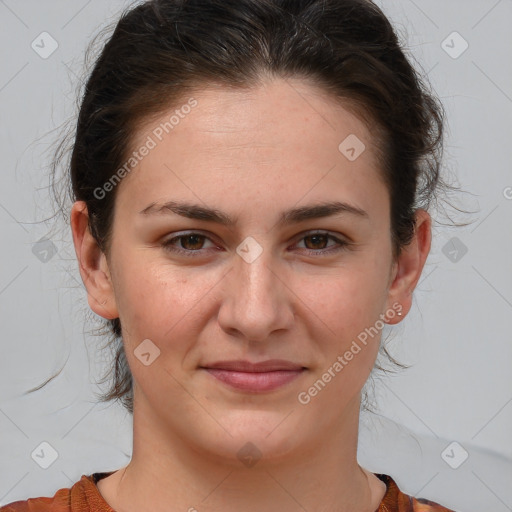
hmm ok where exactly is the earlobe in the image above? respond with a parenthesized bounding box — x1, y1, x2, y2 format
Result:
(384, 209, 432, 324)
(70, 201, 119, 320)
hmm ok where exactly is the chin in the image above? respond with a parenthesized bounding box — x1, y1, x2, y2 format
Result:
(198, 409, 307, 465)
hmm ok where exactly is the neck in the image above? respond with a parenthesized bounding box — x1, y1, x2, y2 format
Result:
(105, 392, 380, 512)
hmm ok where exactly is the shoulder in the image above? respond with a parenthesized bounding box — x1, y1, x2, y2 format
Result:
(376, 474, 457, 512)
(0, 474, 115, 512)
(0, 485, 74, 512)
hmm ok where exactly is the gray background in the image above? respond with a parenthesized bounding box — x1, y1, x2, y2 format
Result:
(0, 1, 511, 511)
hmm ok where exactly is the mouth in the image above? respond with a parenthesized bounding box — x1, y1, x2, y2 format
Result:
(199, 359, 307, 392)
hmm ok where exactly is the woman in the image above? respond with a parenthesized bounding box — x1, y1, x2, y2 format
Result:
(1, 0, 457, 510)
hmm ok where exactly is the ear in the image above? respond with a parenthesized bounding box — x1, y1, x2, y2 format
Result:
(70, 201, 119, 320)
(384, 208, 432, 324)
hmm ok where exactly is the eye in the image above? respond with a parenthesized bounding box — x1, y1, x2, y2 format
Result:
(293, 231, 350, 256)
(162, 232, 218, 257)
(161, 230, 350, 258)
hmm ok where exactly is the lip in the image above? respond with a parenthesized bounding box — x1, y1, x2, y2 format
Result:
(200, 359, 306, 392)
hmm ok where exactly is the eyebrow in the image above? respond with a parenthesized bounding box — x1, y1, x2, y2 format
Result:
(139, 200, 369, 226)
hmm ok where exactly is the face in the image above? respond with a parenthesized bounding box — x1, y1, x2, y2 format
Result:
(74, 78, 429, 464)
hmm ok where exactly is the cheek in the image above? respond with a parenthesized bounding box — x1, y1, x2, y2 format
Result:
(291, 260, 391, 396)
(296, 276, 385, 407)
(111, 254, 223, 349)
(296, 265, 387, 338)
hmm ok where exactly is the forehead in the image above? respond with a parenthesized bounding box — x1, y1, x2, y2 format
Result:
(141, 79, 376, 144)
(115, 78, 388, 221)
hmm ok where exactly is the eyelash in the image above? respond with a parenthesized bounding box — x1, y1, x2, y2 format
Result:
(161, 231, 350, 258)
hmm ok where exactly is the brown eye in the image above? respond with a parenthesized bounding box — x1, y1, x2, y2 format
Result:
(177, 234, 206, 250)
(295, 231, 350, 256)
(162, 232, 217, 257)
(303, 234, 330, 250)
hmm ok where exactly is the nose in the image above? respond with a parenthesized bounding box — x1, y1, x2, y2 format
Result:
(217, 247, 295, 343)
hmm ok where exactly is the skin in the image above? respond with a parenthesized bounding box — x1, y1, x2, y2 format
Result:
(71, 77, 431, 512)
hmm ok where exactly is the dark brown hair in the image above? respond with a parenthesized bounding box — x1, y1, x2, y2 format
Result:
(33, 0, 457, 414)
